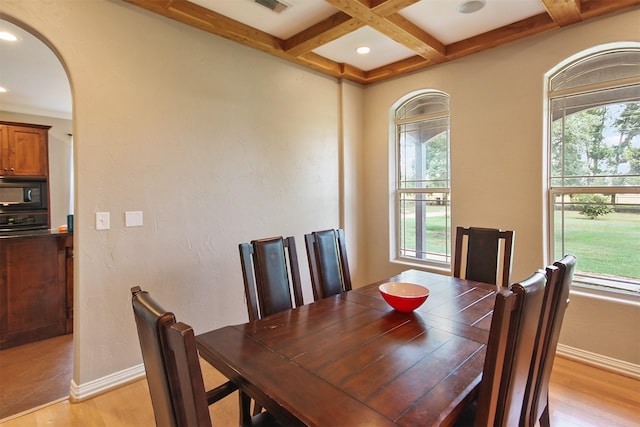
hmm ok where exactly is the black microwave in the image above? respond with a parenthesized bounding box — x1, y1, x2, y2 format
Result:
(0, 178, 49, 232)
(0, 178, 48, 212)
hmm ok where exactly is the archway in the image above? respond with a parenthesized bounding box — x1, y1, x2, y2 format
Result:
(0, 17, 74, 419)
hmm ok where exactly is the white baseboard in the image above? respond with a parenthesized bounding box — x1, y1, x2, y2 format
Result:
(69, 364, 146, 402)
(557, 344, 640, 380)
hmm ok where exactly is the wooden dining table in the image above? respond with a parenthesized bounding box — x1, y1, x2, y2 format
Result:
(196, 269, 498, 426)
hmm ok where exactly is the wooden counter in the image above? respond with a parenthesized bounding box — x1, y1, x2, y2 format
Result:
(0, 230, 73, 349)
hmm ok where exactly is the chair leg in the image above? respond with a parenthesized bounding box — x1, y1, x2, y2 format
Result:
(539, 401, 551, 427)
(239, 391, 252, 426)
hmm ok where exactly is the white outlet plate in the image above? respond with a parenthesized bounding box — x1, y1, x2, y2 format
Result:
(96, 212, 110, 230)
(125, 211, 143, 227)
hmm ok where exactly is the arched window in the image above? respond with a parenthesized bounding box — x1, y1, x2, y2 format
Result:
(392, 91, 451, 267)
(547, 45, 640, 293)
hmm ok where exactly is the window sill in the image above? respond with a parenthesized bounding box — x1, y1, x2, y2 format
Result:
(391, 260, 640, 305)
(571, 276, 640, 307)
(390, 258, 451, 276)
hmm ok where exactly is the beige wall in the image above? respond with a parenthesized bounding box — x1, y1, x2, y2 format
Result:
(361, 10, 640, 365)
(1, 0, 347, 387)
(1, 0, 638, 395)
(339, 81, 366, 287)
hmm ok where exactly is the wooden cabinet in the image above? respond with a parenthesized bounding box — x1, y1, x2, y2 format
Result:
(0, 233, 73, 349)
(64, 235, 74, 333)
(0, 121, 51, 177)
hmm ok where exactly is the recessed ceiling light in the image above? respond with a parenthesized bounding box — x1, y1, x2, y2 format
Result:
(0, 31, 17, 41)
(0, 87, 7, 93)
(457, 0, 485, 14)
(356, 46, 370, 55)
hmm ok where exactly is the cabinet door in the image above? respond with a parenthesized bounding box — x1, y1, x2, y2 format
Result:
(6, 125, 48, 177)
(0, 125, 9, 175)
(0, 237, 67, 349)
(64, 235, 74, 333)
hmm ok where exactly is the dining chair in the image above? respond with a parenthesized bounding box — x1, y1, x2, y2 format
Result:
(453, 226, 515, 287)
(304, 228, 352, 300)
(238, 236, 304, 416)
(239, 236, 304, 322)
(457, 269, 546, 427)
(130, 286, 281, 427)
(522, 254, 577, 427)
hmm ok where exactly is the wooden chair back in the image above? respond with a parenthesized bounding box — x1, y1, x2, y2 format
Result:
(304, 228, 352, 300)
(131, 286, 212, 427)
(523, 254, 576, 427)
(474, 269, 546, 427)
(239, 236, 304, 321)
(453, 226, 514, 286)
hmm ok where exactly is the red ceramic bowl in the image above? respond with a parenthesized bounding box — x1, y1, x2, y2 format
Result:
(379, 282, 430, 312)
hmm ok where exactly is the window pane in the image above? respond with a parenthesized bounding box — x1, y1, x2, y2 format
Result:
(550, 85, 640, 122)
(553, 192, 640, 287)
(550, 100, 640, 187)
(399, 192, 451, 263)
(550, 49, 640, 92)
(396, 93, 449, 120)
(398, 119, 450, 189)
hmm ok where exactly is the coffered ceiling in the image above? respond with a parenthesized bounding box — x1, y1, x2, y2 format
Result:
(124, 0, 640, 84)
(0, 1, 637, 119)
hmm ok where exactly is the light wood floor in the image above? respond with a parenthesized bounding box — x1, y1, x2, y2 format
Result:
(0, 354, 638, 426)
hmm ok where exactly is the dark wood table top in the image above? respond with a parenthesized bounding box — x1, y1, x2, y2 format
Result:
(196, 269, 497, 427)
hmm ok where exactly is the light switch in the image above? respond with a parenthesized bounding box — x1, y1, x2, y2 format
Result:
(125, 211, 143, 227)
(96, 212, 110, 230)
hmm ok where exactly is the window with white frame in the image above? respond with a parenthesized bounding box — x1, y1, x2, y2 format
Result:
(547, 46, 640, 294)
(393, 91, 451, 267)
